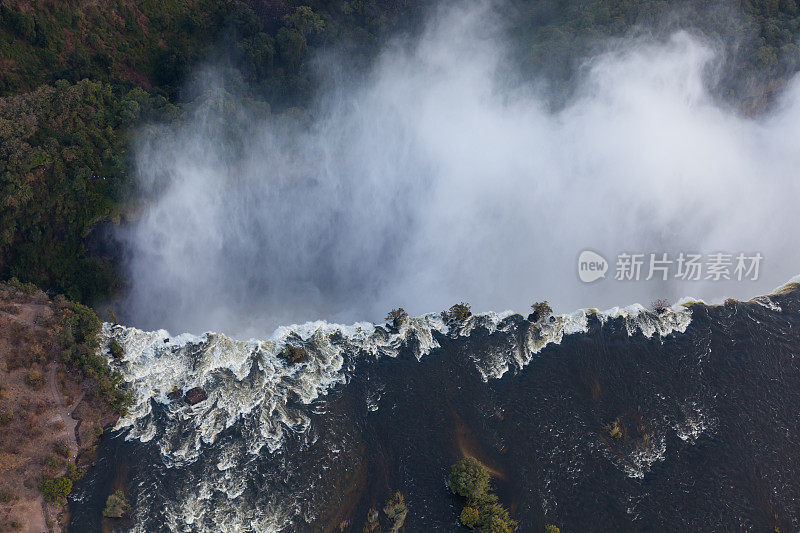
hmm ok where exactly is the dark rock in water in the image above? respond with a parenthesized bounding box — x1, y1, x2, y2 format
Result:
(184, 387, 208, 405)
(167, 386, 182, 401)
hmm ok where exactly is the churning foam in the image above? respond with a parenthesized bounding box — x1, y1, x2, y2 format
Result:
(97, 276, 800, 529)
(104, 300, 694, 458)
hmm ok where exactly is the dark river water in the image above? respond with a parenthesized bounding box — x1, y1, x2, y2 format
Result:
(69, 283, 800, 532)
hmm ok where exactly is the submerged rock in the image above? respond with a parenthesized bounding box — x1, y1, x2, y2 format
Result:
(167, 386, 182, 401)
(184, 387, 208, 405)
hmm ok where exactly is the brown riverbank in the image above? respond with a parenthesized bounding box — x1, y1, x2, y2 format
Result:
(0, 283, 117, 532)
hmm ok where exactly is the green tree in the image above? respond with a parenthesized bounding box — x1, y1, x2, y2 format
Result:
(530, 301, 553, 323)
(442, 303, 472, 324)
(450, 457, 491, 502)
(460, 506, 481, 528)
(449, 458, 517, 531)
(103, 490, 131, 518)
(386, 308, 408, 330)
(40, 477, 72, 502)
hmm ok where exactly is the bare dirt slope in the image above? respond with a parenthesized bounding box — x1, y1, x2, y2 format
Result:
(0, 285, 116, 532)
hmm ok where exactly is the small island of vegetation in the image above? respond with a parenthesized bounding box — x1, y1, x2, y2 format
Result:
(449, 457, 517, 532)
(442, 303, 472, 325)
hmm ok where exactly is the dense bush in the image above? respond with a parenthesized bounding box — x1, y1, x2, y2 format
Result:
(278, 344, 308, 365)
(450, 457, 491, 501)
(386, 308, 408, 330)
(507, 0, 800, 104)
(65, 462, 86, 481)
(450, 458, 517, 532)
(461, 506, 481, 528)
(43, 453, 62, 469)
(442, 303, 472, 325)
(57, 298, 133, 414)
(103, 489, 131, 518)
(39, 476, 72, 502)
(53, 442, 70, 459)
(0, 0, 423, 307)
(24, 369, 43, 389)
(480, 503, 517, 533)
(0, 1, 226, 95)
(108, 339, 125, 360)
(4, 277, 38, 295)
(529, 301, 553, 323)
(0, 80, 176, 302)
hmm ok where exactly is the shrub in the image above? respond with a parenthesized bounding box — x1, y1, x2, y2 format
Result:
(24, 370, 44, 389)
(278, 345, 308, 365)
(383, 491, 408, 532)
(460, 506, 481, 528)
(450, 458, 517, 531)
(545, 524, 561, 533)
(529, 301, 553, 323)
(43, 453, 62, 469)
(605, 418, 623, 440)
(385, 308, 408, 330)
(442, 303, 472, 324)
(651, 298, 670, 314)
(103, 490, 131, 518)
(480, 503, 517, 532)
(59, 300, 101, 347)
(7, 277, 39, 296)
(56, 298, 133, 414)
(53, 442, 70, 458)
(9, 322, 26, 345)
(0, 489, 14, 503)
(40, 476, 72, 502)
(108, 339, 124, 359)
(66, 462, 86, 481)
(365, 507, 379, 531)
(24, 417, 43, 438)
(450, 457, 491, 502)
(28, 342, 47, 365)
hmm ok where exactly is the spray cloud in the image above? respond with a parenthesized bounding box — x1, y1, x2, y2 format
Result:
(120, 2, 800, 336)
